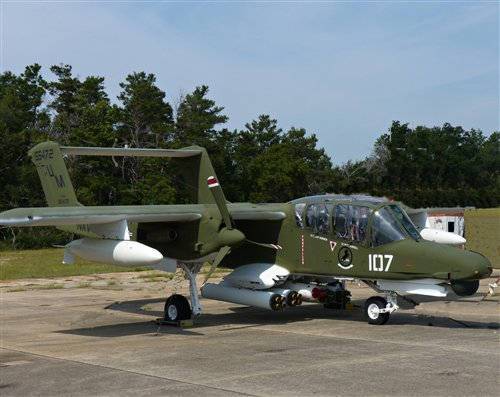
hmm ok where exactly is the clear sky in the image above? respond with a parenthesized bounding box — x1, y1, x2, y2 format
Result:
(1, 1, 498, 164)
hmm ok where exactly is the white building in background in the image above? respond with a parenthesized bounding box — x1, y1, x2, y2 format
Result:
(425, 208, 468, 237)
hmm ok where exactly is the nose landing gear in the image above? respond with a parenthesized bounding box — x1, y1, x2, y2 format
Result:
(364, 292, 399, 325)
(364, 297, 390, 325)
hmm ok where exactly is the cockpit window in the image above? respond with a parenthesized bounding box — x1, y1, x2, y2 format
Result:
(295, 203, 306, 228)
(305, 205, 315, 228)
(388, 204, 421, 241)
(333, 205, 371, 243)
(371, 207, 406, 246)
(315, 204, 330, 234)
(304, 204, 330, 234)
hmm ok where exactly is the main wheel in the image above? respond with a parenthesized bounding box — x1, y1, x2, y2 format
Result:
(450, 280, 480, 296)
(364, 296, 390, 325)
(164, 294, 192, 322)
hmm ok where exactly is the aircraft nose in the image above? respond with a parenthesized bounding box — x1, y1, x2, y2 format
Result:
(471, 252, 493, 278)
(430, 244, 493, 281)
(455, 250, 492, 280)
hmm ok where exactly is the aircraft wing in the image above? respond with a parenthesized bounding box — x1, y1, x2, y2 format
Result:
(0, 206, 203, 227)
(230, 211, 286, 221)
(0, 206, 287, 227)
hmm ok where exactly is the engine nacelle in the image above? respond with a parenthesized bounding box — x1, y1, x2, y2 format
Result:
(64, 238, 164, 266)
(223, 263, 290, 290)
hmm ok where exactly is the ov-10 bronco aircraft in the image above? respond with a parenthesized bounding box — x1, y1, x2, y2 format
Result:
(0, 142, 492, 325)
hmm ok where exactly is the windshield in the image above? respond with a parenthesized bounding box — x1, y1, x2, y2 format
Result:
(371, 207, 406, 246)
(295, 203, 306, 228)
(388, 204, 421, 241)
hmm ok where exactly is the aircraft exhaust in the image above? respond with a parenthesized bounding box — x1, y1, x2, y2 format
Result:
(201, 283, 286, 311)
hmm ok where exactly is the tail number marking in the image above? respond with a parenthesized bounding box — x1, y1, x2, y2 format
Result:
(40, 164, 65, 188)
(368, 254, 393, 272)
(33, 149, 54, 162)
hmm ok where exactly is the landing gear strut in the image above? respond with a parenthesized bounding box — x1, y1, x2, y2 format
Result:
(364, 292, 399, 325)
(179, 263, 203, 316)
(163, 263, 202, 323)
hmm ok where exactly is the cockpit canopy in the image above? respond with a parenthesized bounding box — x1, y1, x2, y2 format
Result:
(295, 201, 420, 246)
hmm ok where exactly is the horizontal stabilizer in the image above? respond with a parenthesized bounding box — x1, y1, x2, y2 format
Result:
(61, 146, 202, 158)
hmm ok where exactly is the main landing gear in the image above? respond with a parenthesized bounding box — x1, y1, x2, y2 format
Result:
(364, 292, 399, 325)
(164, 294, 191, 322)
(163, 263, 202, 323)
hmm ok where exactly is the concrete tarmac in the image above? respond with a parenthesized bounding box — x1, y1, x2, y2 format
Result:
(1, 273, 499, 396)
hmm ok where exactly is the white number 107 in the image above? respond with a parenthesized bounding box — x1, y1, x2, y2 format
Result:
(368, 254, 393, 272)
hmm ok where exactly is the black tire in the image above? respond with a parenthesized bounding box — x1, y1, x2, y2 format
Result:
(364, 296, 390, 325)
(450, 280, 480, 296)
(164, 294, 191, 322)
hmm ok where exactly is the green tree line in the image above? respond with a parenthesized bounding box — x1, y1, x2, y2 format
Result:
(0, 64, 498, 248)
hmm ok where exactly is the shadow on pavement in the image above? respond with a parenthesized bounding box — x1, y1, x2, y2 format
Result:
(56, 296, 499, 338)
(58, 320, 203, 337)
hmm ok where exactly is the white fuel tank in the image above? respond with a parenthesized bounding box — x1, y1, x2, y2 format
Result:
(420, 228, 466, 245)
(223, 263, 290, 290)
(201, 282, 285, 310)
(64, 238, 164, 266)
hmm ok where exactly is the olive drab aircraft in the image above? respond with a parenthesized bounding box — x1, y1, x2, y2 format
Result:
(0, 142, 493, 325)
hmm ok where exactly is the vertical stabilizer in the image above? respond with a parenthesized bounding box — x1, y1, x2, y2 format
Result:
(172, 145, 224, 204)
(28, 141, 80, 207)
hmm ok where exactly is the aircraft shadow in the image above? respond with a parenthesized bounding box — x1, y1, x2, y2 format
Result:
(57, 296, 499, 338)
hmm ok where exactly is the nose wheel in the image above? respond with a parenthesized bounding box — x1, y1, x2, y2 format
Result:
(364, 296, 397, 325)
